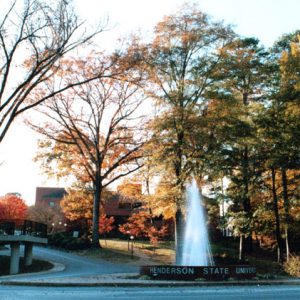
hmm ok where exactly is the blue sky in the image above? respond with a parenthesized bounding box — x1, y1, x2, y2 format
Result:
(197, 0, 300, 47)
(75, 0, 300, 48)
(0, 0, 299, 205)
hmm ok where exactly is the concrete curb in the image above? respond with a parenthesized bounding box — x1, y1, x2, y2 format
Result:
(1, 276, 300, 287)
(1, 281, 300, 288)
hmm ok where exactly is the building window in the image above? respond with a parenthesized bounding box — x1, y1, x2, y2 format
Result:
(118, 202, 132, 209)
(132, 202, 142, 208)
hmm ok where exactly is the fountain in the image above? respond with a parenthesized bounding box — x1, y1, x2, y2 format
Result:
(181, 179, 214, 266)
(140, 179, 256, 280)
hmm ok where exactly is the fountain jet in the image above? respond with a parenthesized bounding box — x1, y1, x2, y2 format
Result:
(181, 179, 214, 266)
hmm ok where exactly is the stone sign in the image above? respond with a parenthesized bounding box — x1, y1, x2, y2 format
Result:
(140, 265, 256, 281)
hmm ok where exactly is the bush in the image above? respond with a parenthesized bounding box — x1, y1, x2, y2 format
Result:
(48, 232, 91, 250)
(48, 232, 66, 246)
(213, 253, 240, 265)
(66, 238, 91, 250)
(283, 255, 300, 277)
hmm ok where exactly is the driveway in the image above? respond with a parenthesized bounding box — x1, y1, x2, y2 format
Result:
(0, 245, 138, 280)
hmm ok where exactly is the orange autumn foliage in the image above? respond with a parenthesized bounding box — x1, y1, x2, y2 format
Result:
(0, 194, 27, 220)
(119, 211, 168, 246)
(98, 214, 115, 235)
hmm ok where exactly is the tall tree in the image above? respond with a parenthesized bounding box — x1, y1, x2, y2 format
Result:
(133, 4, 234, 263)
(276, 33, 300, 260)
(257, 32, 300, 260)
(33, 55, 147, 247)
(210, 37, 269, 255)
(0, 0, 105, 143)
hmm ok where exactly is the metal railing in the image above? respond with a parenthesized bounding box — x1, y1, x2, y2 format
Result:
(0, 219, 47, 238)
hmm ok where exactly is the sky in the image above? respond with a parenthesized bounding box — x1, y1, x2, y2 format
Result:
(0, 0, 299, 206)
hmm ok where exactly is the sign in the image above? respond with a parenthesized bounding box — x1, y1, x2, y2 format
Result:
(73, 231, 79, 238)
(140, 265, 256, 281)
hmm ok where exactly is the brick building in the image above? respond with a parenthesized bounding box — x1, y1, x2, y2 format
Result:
(35, 186, 143, 228)
(35, 187, 67, 208)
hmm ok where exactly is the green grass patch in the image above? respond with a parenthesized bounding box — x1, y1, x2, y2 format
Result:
(0, 255, 53, 276)
(100, 239, 175, 264)
(76, 246, 140, 263)
(247, 255, 287, 277)
(74, 239, 175, 265)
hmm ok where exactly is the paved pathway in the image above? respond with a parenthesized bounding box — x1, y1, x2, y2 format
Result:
(0, 245, 138, 281)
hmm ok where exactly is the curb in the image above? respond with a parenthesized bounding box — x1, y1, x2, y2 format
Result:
(1, 278, 300, 288)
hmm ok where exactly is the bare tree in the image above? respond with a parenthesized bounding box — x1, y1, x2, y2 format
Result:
(31, 55, 147, 247)
(0, 0, 106, 142)
(27, 204, 64, 233)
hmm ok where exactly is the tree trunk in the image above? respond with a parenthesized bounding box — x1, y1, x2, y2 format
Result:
(145, 177, 154, 225)
(91, 176, 102, 248)
(242, 146, 253, 254)
(242, 92, 249, 106)
(241, 91, 253, 255)
(239, 234, 245, 261)
(172, 115, 186, 265)
(84, 218, 89, 237)
(175, 209, 185, 265)
(271, 167, 284, 262)
(281, 168, 290, 261)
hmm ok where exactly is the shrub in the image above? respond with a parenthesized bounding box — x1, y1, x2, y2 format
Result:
(66, 238, 91, 250)
(48, 232, 66, 246)
(48, 232, 91, 250)
(283, 255, 300, 277)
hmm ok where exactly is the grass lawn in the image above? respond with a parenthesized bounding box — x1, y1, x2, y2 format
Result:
(0, 255, 53, 276)
(75, 239, 174, 265)
(76, 243, 140, 263)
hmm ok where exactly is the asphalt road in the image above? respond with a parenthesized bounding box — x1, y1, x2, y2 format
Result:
(1, 285, 300, 300)
(0, 245, 138, 280)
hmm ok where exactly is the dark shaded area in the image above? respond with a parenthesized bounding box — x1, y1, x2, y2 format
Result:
(0, 219, 47, 237)
(48, 232, 91, 250)
(0, 256, 53, 276)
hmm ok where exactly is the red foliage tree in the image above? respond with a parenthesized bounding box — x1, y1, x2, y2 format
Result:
(98, 214, 115, 236)
(119, 211, 168, 246)
(0, 194, 27, 220)
(0, 202, 3, 219)
(147, 225, 169, 247)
